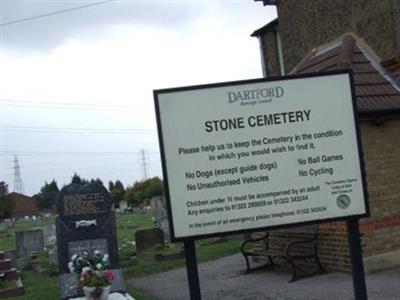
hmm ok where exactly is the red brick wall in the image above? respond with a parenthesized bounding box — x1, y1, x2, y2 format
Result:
(317, 119, 400, 272)
(9, 192, 38, 217)
(359, 119, 400, 256)
(249, 118, 400, 273)
(317, 222, 350, 272)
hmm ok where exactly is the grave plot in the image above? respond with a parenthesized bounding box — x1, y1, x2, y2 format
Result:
(55, 182, 127, 300)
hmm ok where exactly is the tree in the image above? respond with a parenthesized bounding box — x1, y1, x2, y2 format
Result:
(71, 173, 89, 185)
(124, 177, 164, 207)
(108, 181, 114, 192)
(108, 180, 125, 206)
(0, 182, 7, 197)
(90, 178, 103, 186)
(0, 182, 14, 220)
(35, 180, 59, 210)
(123, 187, 140, 208)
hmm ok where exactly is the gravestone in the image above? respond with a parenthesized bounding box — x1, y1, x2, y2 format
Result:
(150, 196, 166, 227)
(15, 229, 44, 257)
(3, 219, 14, 226)
(42, 224, 56, 246)
(48, 250, 58, 266)
(149, 196, 170, 242)
(0, 222, 8, 231)
(0, 222, 9, 238)
(56, 182, 126, 300)
(159, 217, 171, 242)
(135, 228, 164, 256)
(126, 221, 137, 229)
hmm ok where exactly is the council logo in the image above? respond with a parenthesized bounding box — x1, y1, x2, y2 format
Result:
(337, 194, 351, 209)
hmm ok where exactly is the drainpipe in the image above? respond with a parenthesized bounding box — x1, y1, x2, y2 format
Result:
(275, 31, 285, 75)
(259, 36, 269, 78)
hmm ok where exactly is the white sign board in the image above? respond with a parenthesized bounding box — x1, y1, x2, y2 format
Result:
(155, 72, 368, 241)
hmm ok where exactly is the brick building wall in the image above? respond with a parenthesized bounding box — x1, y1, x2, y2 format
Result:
(274, 0, 399, 74)
(251, 118, 400, 273)
(317, 118, 400, 272)
(250, 0, 400, 273)
(253, 21, 281, 77)
(317, 221, 349, 272)
(359, 119, 400, 271)
(8, 192, 38, 218)
(259, 31, 280, 77)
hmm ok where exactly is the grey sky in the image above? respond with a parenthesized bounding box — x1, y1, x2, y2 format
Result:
(2, 0, 205, 52)
(0, 0, 276, 195)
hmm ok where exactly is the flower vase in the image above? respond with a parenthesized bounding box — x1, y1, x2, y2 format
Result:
(82, 285, 110, 300)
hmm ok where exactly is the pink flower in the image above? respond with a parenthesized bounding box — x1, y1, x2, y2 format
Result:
(104, 270, 114, 282)
(80, 271, 89, 282)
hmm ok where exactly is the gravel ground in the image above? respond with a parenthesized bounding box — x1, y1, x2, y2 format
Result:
(128, 253, 400, 300)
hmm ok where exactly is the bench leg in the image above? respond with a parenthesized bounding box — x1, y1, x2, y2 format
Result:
(286, 259, 300, 282)
(283, 257, 313, 283)
(243, 254, 251, 274)
(314, 254, 327, 274)
(242, 254, 274, 274)
(285, 255, 327, 282)
(268, 255, 274, 267)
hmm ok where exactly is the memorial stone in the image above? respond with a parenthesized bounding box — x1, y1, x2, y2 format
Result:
(49, 250, 58, 266)
(42, 224, 56, 246)
(0, 222, 8, 231)
(16, 229, 44, 257)
(3, 219, 14, 226)
(0, 223, 9, 238)
(125, 221, 137, 229)
(55, 182, 126, 300)
(150, 196, 166, 227)
(135, 228, 164, 256)
(159, 217, 170, 242)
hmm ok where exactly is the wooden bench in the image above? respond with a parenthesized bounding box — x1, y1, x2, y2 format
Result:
(240, 225, 326, 282)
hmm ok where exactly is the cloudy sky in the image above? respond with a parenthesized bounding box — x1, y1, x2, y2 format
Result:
(0, 0, 276, 195)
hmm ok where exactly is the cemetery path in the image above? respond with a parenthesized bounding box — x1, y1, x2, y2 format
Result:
(127, 253, 400, 300)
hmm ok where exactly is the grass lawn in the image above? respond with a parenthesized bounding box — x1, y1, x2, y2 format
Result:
(0, 212, 242, 300)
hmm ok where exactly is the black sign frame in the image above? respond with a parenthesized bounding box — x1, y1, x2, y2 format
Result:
(154, 70, 370, 243)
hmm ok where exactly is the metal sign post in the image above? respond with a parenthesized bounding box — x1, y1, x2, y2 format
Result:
(184, 240, 202, 300)
(347, 218, 368, 300)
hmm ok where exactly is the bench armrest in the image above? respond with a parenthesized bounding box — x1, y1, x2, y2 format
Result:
(241, 233, 269, 252)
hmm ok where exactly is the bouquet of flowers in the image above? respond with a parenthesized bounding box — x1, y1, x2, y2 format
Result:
(68, 250, 114, 288)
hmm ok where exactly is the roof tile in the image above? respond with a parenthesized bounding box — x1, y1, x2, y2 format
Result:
(292, 35, 400, 115)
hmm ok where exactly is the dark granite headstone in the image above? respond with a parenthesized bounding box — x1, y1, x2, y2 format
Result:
(55, 182, 125, 299)
(135, 228, 164, 256)
(67, 238, 108, 259)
